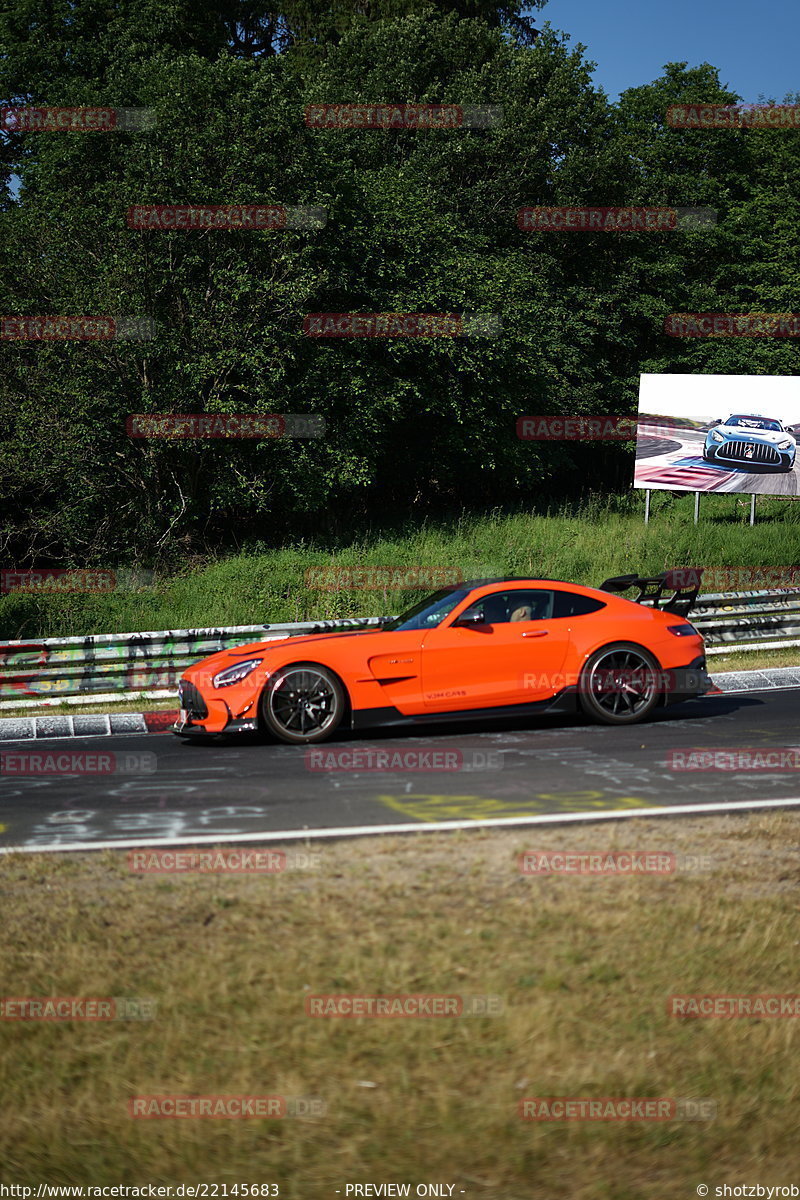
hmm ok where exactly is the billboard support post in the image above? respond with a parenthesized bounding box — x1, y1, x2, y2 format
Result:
(750, 494, 756, 526)
(694, 491, 700, 525)
(644, 490, 651, 525)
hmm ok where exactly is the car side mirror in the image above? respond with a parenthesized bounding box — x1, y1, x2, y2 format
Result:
(454, 610, 486, 627)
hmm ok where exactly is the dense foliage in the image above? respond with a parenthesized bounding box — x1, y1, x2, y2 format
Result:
(1, 1, 798, 565)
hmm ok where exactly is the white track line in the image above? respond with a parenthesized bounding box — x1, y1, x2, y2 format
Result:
(3, 795, 800, 855)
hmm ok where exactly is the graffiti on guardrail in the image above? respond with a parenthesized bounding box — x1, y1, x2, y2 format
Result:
(0, 619, 381, 701)
(1, 591, 800, 707)
(0, 630, 254, 700)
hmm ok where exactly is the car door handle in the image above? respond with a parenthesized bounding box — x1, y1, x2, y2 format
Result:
(522, 630, 549, 638)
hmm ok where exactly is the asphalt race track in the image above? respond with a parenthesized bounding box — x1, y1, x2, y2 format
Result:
(635, 423, 800, 494)
(2, 689, 800, 852)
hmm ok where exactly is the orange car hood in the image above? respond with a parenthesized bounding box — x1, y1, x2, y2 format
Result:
(183, 627, 384, 677)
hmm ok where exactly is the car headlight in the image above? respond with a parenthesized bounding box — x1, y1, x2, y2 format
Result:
(212, 659, 263, 688)
(777, 437, 793, 449)
(710, 430, 725, 442)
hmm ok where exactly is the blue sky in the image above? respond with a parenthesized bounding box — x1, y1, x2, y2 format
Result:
(540, 0, 799, 104)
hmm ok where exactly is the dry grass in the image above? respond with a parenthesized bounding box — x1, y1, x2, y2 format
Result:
(2, 812, 800, 1196)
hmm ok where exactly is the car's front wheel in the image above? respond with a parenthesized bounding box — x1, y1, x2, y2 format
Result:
(260, 662, 346, 744)
(579, 643, 661, 726)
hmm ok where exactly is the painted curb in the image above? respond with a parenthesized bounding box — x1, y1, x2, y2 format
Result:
(709, 666, 800, 693)
(0, 710, 178, 742)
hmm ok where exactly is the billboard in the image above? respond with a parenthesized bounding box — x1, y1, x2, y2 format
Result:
(634, 374, 800, 494)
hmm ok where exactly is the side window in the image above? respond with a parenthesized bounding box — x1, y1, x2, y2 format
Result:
(507, 591, 554, 621)
(467, 590, 556, 624)
(551, 591, 607, 619)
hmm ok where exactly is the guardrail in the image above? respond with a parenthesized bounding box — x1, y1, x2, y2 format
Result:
(1, 589, 799, 709)
(0, 618, 383, 709)
(690, 589, 800, 655)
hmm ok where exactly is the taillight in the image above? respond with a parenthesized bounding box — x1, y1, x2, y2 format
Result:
(667, 623, 698, 637)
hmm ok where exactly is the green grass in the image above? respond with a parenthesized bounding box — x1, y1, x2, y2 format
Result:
(0, 697, 180, 718)
(3, 491, 800, 640)
(709, 647, 800, 673)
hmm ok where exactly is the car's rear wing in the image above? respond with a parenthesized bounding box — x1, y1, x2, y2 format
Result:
(598, 569, 702, 618)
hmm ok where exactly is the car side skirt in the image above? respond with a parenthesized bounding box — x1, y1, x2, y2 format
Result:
(350, 688, 582, 731)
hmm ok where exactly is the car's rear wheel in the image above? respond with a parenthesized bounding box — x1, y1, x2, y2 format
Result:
(260, 662, 345, 744)
(579, 643, 661, 725)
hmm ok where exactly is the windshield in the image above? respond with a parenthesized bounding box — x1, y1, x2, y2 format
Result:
(381, 589, 470, 632)
(726, 417, 782, 431)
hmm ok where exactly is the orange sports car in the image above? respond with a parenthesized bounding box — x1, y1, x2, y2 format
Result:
(174, 572, 711, 745)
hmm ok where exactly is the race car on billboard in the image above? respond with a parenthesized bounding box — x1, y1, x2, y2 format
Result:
(174, 573, 710, 744)
(703, 415, 796, 470)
